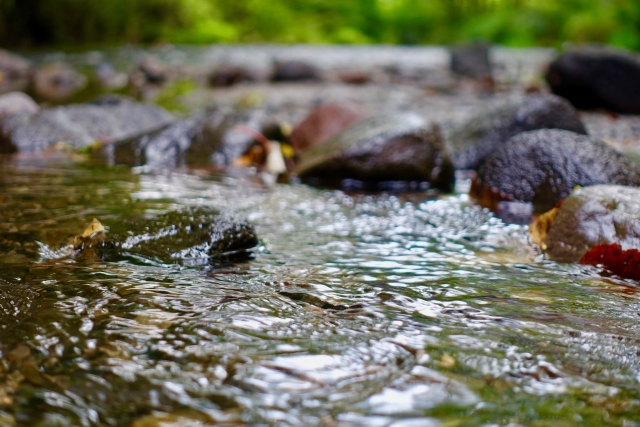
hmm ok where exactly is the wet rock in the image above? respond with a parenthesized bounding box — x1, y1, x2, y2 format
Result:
(94, 63, 128, 90)
(472, 129, 640, 212)
(94, 106, 265, 168)
(289, 103, 366, 154)
(209, 65, 258, 87)
(77, 207, 259, 264)
(536, 185, 640, 280)
(450, 42, 493, 81)
(137, 56, 169, 84)
(0, 95, 173, 153)
(448, 94, 587, 170)
(546, 45, 640, 114)
(0, 92, 39, 117)
(294, 113, 454, 190)
(272, 61, 320, 82)
(32, 63, 88, 102)
(0, 49, 32, 94)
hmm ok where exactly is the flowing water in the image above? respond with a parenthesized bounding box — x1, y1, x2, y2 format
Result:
(1, 153, 640, 427)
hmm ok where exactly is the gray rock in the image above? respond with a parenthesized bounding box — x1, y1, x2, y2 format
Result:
(272, 61, 320, 82)
(0, 92, 39, 117)
(450, 42, 492, 80)
(544, 185, 640, 265)
(546, 45, 640, 114)
(0, 49, 32, 94)
(448, 94, 587, 170)
(81, 207, 259, 265)
(0, 95, 173, 152)
(473, 129, 640, 212)
(294, 113, 455, 190)
(33, 63, 88, 102)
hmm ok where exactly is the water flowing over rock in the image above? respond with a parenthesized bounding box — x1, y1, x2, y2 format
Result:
(289, 102, 366, 154)
(472, 129, 640, 212)
(448, 94, 587, 170)
(294, 113, 454, 190)
(546, 45, 640, 114)
(0, 49, 32, 94)
(536, 185, 640, 280)
(32, 63, 88, 102)
(0, 95, 173, 152)
(79, 207, 259, 265)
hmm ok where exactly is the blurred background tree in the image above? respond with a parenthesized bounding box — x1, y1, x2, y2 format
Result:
(0, 0, 638, 50)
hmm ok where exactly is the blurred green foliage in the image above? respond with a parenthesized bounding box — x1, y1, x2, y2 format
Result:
(1, 0, 638, 50)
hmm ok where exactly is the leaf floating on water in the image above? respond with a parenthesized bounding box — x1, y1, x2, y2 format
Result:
(529, 207, 559, 247)
(82, 218, 105, 238)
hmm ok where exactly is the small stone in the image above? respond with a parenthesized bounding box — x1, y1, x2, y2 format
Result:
(33, 63, 87, 102)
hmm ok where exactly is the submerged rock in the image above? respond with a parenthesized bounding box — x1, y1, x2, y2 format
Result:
(472, 129, 640, 212)
(75, 207, 259, 264)
(448, 94, 587, 170)
(0, 49, 32, 94)
(534, 185, 640, 280)
(0, 95, 173, 153)
(33, 63, 88, 102)
(546, 45, 640, 114)
(294, 113, 454, 190)
(289, 103, 366, 154)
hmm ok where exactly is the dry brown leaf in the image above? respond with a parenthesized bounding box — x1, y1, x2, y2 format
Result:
(529, 207, 559, 248)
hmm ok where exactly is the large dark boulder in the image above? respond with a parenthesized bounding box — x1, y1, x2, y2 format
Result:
(293, 113, 454, 190)
(448, 94, 587, 170)
(0, 95, 173, 153)
(75, 207, 259, 265)
(546, 45, 640, 114)
(472, 129, 640, 212)
(533, 185, 640, 280)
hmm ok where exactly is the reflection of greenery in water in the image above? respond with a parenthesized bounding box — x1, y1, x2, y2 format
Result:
(1, 156, 640, 425)
(2, 0, 640, 49)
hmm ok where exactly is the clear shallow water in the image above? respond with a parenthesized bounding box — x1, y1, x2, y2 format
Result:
(1, 154, 640, 426)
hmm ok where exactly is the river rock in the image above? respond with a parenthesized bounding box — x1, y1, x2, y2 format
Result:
(33, 63, 88, 102)
(0, 92, 39, 117)
(0, 49, 32, 94)
(293, 113, 454, 190)
(209, 65, 258, 87)
(94, 63, 128, 90)
(546, 45, 640, 114)
(450, 42, 493, 80)
(76, 207, 259, 265)
(0, 95, 173, 152)
(289, 103, 366, 154)
(472, 129, 640, 212)
(535, 185, 640, 280)
(272, 61, 320, 82)
(448, 94, 587, 170)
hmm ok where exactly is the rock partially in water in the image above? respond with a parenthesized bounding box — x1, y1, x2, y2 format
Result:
(472, 129, 640, 212)
(209, 65, 259, 87)
(272, 61, 320, 82)
(536, 185, 640, 280)
(0, 95, 173, 152)
(32, 63, 88, 102)
(0, 49, 32, 94)
(0, 92, 39, 117)
(289, 102, 366, 154)
(77, 207, 259, 264)
(450, 42, 493, 81)
(448, 94, 587, 170)
(294, 113, 454, 190)
(546, 45, 640, 114)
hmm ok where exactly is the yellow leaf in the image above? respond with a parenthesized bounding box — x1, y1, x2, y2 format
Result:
(529, 207, 558, 247)
(82, 218, 105, 238)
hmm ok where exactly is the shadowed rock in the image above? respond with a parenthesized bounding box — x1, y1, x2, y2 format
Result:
(272, 61, 320, 82)
(546, 45, 640, 114)
(294, 113, 454, 190)
(448, 94, 587, 170)
(536, 185, 640, 280)
(472, 129, 640, 212)
(77, 207, 259, 265)
(0, 95, 173, 153)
